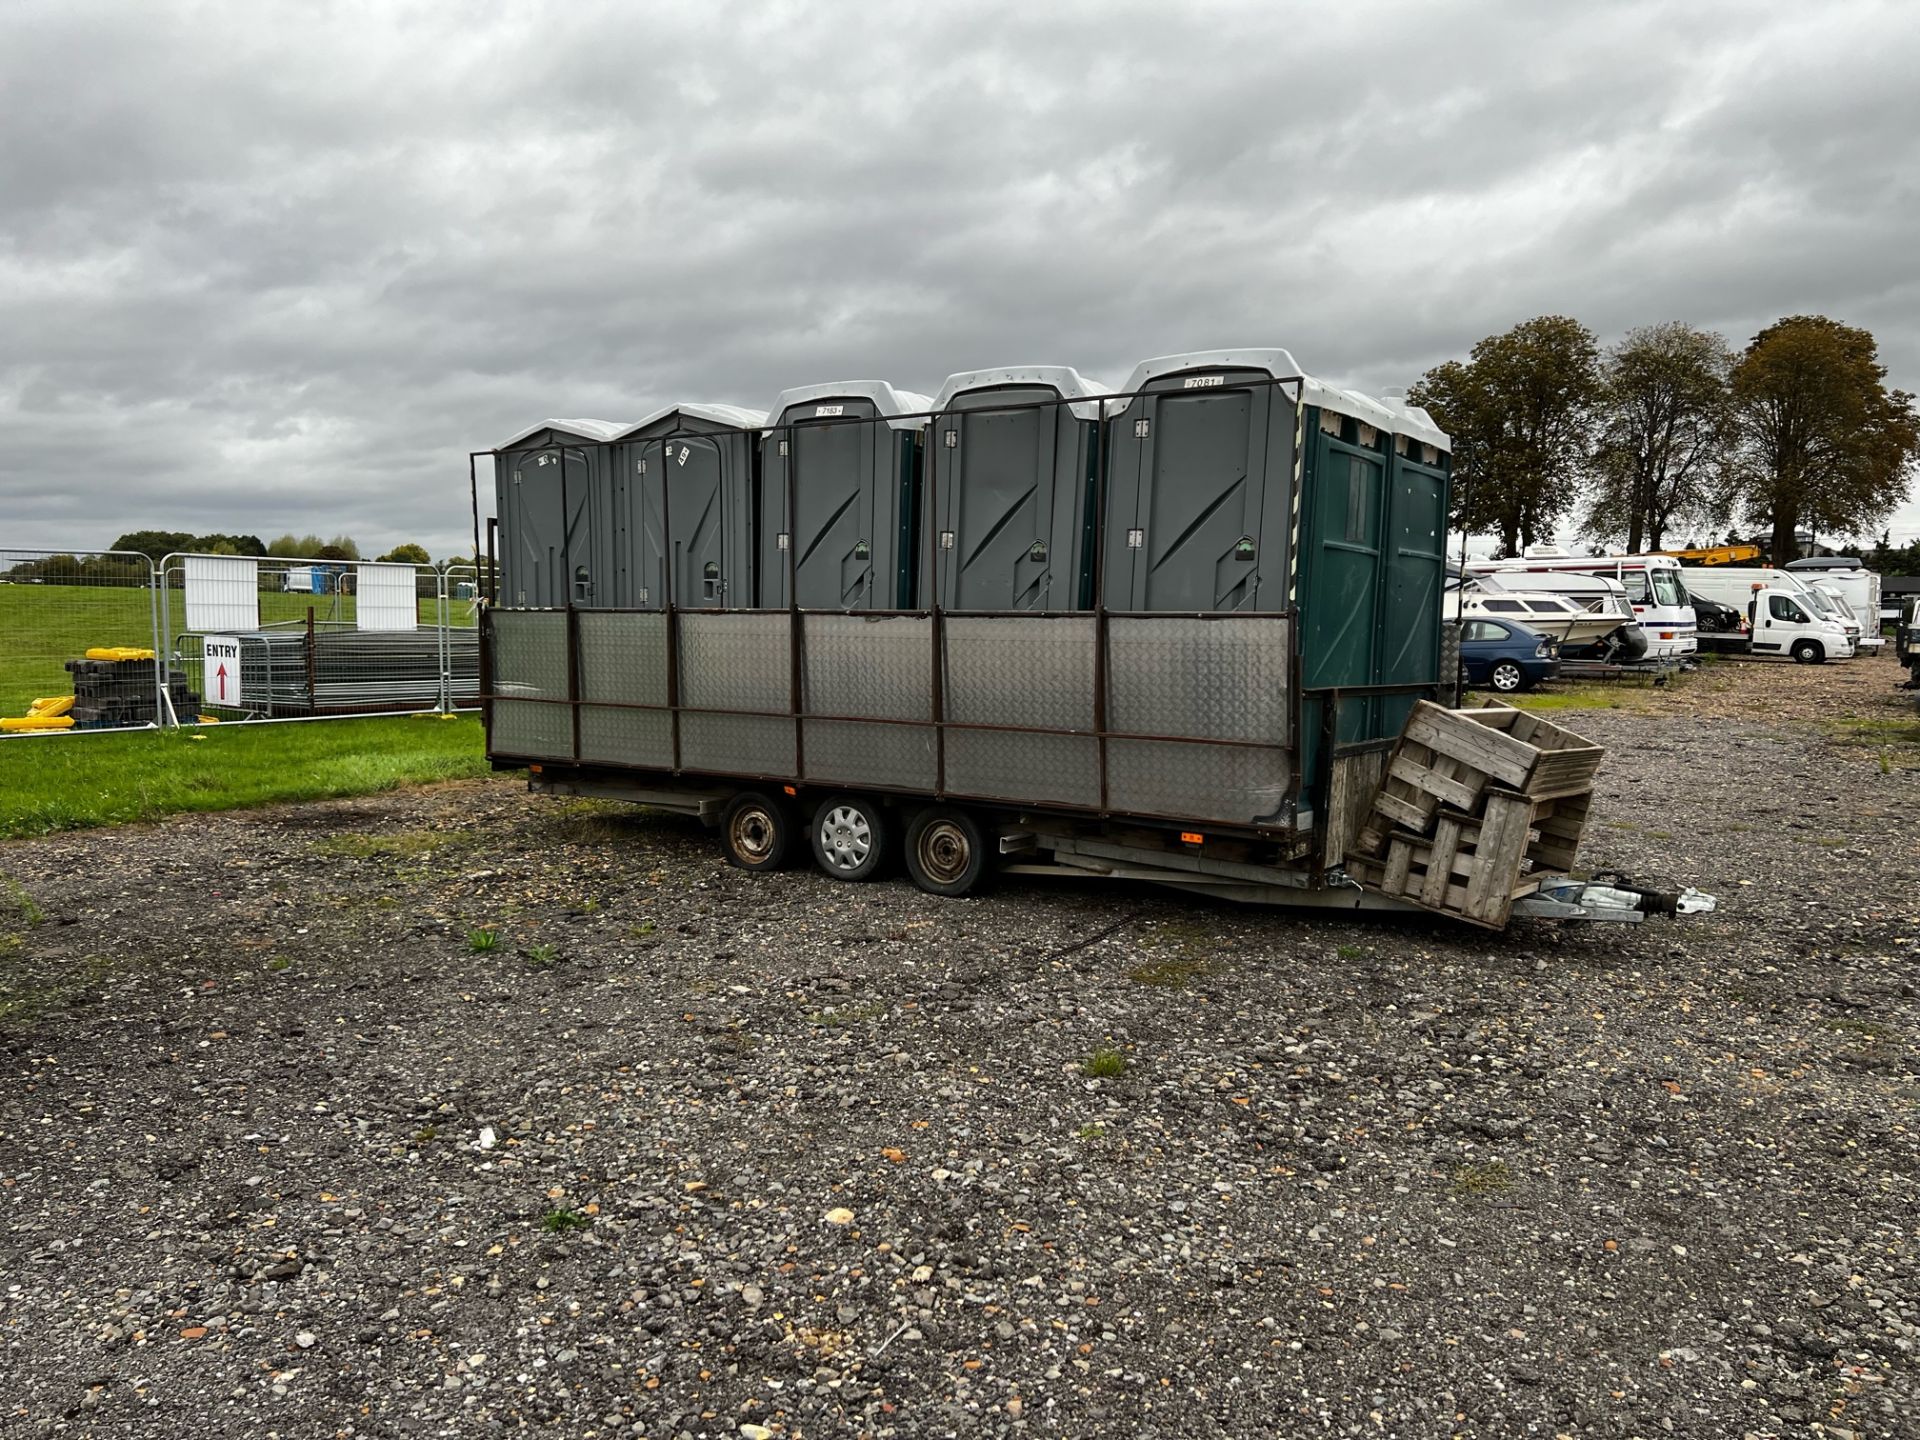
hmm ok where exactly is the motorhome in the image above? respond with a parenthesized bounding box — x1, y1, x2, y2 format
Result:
(1679, 568, 1860, 658)
(1465, 550, 1695, 660)
(1678, 568, 1855, 662)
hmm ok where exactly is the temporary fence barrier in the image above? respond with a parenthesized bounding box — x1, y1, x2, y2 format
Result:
(0, 548, 480, 736)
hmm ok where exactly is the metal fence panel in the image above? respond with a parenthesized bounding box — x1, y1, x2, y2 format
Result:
(0, 548, 166, 733)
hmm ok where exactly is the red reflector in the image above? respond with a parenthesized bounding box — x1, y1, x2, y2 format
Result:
(1179, 831, 1204, 845)
(782, 784, 797, 796)
(529, 763, 543, 774)
(1660, 631, 1674, 640)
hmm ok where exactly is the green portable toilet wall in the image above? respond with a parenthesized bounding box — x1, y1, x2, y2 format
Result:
(611, 404, 766, 609)
(1101, 351, 1301, 612)
(922, 366, 1110, 611)
(493, 418, 630, 608)
(759, 382, 931, 610)
(1292, 382, 1452, 804)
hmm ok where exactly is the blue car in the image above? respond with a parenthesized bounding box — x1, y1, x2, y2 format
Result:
(1460, 617, 1560, 693)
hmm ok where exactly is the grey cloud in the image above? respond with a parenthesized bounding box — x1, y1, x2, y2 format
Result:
(5, 0, 1919, 560)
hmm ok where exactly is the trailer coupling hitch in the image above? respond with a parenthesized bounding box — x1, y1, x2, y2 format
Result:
(1515, 877, 1718, 923)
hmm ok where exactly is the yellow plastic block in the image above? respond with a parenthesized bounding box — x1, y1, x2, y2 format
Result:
(28, 696, 75, 717)
(1, 715, 76, 731)
(84, 646, 156, 661)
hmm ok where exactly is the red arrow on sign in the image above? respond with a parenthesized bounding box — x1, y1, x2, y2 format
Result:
(216, 663, 228, 700)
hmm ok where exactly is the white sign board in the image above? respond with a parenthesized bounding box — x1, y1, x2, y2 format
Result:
(355, 562, 418, 632)
(202, 635, 245, 708)
(184, 555, 260, 632)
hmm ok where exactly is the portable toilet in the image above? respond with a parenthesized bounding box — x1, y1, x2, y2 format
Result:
(610, 405, 765, 609)
(1101, 351, 1302, 613)
(921, 366, 1109, 611)
(1103, 349, 1450, 766)
(493, 419, 629, 608)
(759, 383, 931, 609)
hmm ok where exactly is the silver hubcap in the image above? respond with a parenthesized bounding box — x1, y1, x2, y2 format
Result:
(820, 805, 873, 870)
(917, 821, 970, 884)
(731, 808, 775, 861)
(1492, 665, 1521, 691)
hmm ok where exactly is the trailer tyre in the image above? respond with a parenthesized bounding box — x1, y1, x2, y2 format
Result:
(904, 807, 991, 898)
(1791, 638, 1825, 665)
(810, 794, 894, 882)
(722, 791, 799, 872)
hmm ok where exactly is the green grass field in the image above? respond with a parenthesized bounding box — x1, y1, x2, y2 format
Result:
(0, 714, 488, 838)
(0, 581, 476, 717)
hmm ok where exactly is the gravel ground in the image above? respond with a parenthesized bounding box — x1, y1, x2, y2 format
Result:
(2, 653, 1917, 1439)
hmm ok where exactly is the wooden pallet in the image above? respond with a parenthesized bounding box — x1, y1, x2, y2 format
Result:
(1345, 789, 1591, 928)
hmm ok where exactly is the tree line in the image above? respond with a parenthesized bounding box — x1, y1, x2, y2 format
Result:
(1408, 314, 1920, 564)
(106, 531, 434, 565)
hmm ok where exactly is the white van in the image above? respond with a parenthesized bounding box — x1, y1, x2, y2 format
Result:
(1680, 568, 1860, 657)
(1679, 568, 1855, 662)
(1788, 562, 1884, 650)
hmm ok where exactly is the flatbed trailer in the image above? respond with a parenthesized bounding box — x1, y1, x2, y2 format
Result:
(476, 351, 1710, 928)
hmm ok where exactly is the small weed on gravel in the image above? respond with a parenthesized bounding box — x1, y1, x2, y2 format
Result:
(1126, 957, 1208, 988)
(2, 873, 45, 925)
(1451, 1160, 1514, 1197)
(1076, 1123, 1107, 1141)
(540, 1208, 591, 1234)
(524, 943, 559, 969)
(265, 956, 291, 973)
(1083, 1047, 1127, 1078)
(467, 928, 499, 953)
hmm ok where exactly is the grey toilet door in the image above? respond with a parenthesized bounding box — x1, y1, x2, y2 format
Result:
(663, 435, 732, 608)
(790, 418, 879, 609)
(937, 399, 1063, 611)
(1106, 382, 1273, 611)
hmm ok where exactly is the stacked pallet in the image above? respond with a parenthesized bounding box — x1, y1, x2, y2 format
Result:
(1345, 700, 1604, 928)
(64, 654, 197, 728)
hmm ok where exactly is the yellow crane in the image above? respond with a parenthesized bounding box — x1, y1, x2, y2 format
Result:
(1654, 544, 1762, 566)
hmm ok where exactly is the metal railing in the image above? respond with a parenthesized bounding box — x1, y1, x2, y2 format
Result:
(0, 548, 479, 736)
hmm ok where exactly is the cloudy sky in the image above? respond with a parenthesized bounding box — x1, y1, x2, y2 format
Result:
(4, 0, 1918, 560)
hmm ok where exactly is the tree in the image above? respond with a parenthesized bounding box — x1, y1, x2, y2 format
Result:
(377, 543, 431, 565)
(111, 530, 195, 562)
(267, 534, 325, 558)
(1410, 315, 1601, 556)
(325, 534, 362, 561)
(312, 543, 355, 562)
(1584, 323, 1735, 553)
(1731, 316, 1920, 564)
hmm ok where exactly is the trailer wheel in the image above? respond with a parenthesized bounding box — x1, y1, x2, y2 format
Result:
(904, 807, 990, 898)
(1791, 638, 1825, 665)
(722, 791, 798, 872)
(810, 794, 894, 882)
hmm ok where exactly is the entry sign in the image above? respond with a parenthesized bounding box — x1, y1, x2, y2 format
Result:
(203, 635, 244, 707)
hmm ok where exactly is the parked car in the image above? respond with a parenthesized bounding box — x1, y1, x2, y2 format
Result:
(1688, 591, 1745, 634)
(1460, 617, 1560, 693)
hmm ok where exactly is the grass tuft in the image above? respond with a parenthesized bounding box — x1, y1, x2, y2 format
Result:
(540, 1208, 591, 1234)
(1082, 1047, 1127, 1079)
(466, 928, 500, 953)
